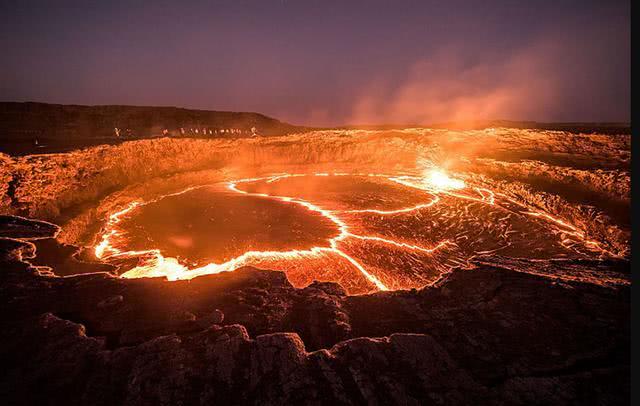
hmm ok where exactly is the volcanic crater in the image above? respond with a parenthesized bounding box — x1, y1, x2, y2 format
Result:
(0, 128, 631, 405)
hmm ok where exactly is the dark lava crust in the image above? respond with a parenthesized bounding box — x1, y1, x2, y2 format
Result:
(0, 216, 630, 405)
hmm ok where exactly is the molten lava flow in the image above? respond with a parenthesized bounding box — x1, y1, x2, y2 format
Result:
(94, 170, 619, 293)
(94, 201, 142, 259)
(424, 169, 466, 190)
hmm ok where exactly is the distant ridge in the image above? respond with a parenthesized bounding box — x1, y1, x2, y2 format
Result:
(0, 101, 307, 140)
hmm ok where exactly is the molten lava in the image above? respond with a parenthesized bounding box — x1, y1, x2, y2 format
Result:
(94, 171, 618, 294)
(424, 169, 466, 190)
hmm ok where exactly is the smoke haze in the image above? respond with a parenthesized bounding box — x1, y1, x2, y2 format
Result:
(0, 0, 629, 125)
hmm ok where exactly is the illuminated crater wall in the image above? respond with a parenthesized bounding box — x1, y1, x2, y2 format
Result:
(0, 129, 630, 293)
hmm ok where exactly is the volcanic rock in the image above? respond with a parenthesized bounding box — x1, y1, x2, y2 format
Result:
(0, 216, 629, 405)
(97, 295, 124, 309)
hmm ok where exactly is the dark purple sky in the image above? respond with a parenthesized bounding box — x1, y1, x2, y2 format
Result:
(0, 0, 630, 125)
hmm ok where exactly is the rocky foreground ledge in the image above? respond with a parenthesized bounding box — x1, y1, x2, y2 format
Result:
(0, 216, 630, 405)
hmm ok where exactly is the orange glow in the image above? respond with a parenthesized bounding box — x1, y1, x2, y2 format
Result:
(94, 171, 618, 292)
(424, 169, 466, 190)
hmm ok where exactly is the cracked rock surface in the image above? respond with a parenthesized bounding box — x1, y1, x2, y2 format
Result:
(0, 216, 629, 405)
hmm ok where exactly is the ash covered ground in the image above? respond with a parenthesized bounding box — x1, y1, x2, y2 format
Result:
(0, 128, 630, 404)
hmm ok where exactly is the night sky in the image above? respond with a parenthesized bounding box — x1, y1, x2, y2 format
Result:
(0, 0, 630, 125)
